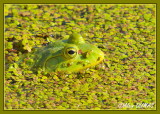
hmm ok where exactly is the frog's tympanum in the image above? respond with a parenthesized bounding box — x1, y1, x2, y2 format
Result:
(20, 33, 104, 73)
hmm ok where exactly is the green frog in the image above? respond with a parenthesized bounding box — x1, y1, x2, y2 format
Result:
(20, 33, 104, 73)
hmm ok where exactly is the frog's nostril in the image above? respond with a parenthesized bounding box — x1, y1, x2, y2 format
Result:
(97, 56, 104, 62)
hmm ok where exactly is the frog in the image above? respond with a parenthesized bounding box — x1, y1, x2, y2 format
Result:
(19, 33, 104, 73)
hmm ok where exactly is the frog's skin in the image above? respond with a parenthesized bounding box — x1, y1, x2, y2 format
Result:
(21, 33, 104, 73)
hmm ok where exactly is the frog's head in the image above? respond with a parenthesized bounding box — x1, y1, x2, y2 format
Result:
(52, 33, 104, 72)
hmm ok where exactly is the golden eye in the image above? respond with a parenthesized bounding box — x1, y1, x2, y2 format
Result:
(63, 46, 78, 59)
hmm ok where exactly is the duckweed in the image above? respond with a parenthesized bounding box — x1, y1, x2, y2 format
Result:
(4, 4, 156, 110)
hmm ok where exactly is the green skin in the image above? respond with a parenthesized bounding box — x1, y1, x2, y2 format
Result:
(21, 33, 104, 73)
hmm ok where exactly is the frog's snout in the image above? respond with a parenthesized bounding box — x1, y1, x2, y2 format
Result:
(82, 49, 104, 63)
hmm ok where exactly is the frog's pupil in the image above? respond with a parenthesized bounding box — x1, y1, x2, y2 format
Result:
(68, 50, 75, 55)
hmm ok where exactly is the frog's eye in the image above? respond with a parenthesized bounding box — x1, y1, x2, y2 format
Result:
(64, 47, 78, 59)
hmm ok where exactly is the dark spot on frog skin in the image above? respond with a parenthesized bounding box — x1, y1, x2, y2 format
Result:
(97, 57, 101, 61)
(82, 50, 93, 58)
(77, 61, 83, 65)
(67, 63, 72, 67)
(83, 63, 87, 66)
